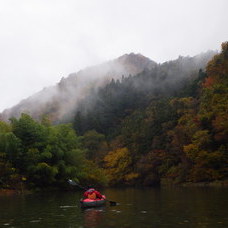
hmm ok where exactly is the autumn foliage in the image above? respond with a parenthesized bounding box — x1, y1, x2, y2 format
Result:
(1, 42, 228, 189)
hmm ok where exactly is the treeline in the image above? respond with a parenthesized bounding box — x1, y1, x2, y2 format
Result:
(0, 114, 107, 190)
(73, 42, 228, 186)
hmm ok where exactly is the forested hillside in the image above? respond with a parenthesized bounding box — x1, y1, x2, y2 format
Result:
(0, 43, 227, 190)
(1, 51, 214, 124)
(1, 53, 156, 123)
(74, 43, 228, 186)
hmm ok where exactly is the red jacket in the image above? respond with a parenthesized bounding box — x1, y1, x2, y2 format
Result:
(83, 188, 103, 199)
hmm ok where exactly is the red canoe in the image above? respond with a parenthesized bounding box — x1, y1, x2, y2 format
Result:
(80, 195, 106, 208)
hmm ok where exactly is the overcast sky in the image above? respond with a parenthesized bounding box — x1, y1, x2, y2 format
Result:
(0, 0, 227, 112)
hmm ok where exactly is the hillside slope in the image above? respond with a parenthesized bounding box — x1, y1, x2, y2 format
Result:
(1, 51, 215, 124)
(1, 53, 156, 122)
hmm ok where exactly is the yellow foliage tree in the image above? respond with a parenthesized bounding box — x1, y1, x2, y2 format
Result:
(104, 147, 138, 185)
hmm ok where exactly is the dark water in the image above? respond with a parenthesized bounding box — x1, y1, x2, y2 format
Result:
(0, 187, 228, 228)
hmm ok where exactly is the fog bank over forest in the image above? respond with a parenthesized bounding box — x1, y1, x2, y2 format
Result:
(1, 50, 216, 122)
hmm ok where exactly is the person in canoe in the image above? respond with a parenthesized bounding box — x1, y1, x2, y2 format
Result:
(81, 188, 106, 208)
(83, 188, 103, 200)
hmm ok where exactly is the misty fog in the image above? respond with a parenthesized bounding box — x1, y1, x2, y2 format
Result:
(0, 50, 216, 123)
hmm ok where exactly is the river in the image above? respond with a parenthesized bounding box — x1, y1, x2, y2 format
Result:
(0, 187, 227, 228)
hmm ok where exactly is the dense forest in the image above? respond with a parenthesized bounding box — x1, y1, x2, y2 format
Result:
(73, 42, 228, 186)
(0, 42, 227, 191)
(0, 115, 108, 191)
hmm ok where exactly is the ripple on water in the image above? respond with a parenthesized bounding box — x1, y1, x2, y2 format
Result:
(60, 205, 78, 208)
(30, 220, 41, 223)
(141, 211, 147, 213)
(111, 209, 122, 213)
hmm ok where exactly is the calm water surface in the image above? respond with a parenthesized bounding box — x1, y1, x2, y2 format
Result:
(0, 187, 227, 228)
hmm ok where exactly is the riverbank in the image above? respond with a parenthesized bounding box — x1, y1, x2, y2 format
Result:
(181, 180, 228, 187)
(161, 178, 228, 187)
(0, 189, 20, 196)
(0, 188, 32, 196)
(1, 179, 228, 196)
(0, 185, 73, 196)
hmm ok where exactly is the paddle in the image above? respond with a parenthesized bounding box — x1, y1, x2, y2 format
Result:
(68, 179, 117, 206)
(68, 179, 87, 190)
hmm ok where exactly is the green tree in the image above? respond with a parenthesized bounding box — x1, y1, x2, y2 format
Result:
(82, 130, 109, 164)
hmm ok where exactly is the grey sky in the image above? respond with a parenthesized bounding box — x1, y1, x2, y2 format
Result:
(0, 0, 227, 112)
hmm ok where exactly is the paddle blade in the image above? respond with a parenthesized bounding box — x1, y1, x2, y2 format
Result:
(109, 201, 117, 206)
(68, 179, 77, 186)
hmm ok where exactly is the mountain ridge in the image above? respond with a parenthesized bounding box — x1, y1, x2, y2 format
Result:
(0, 51, 216, 122)
(1, 53, 157, 121)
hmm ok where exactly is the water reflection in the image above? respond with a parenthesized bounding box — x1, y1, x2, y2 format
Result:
(83, 207, 105, 228)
